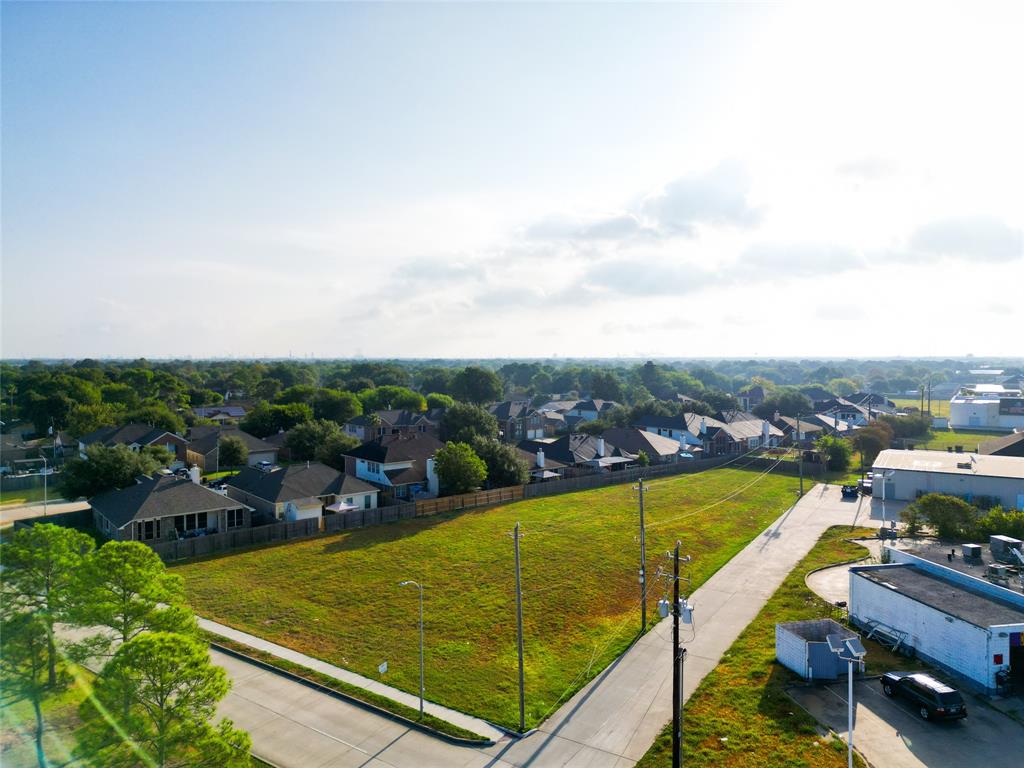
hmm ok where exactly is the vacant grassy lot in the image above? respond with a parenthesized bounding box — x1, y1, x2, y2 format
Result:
(0, 484, 52, 506)
(891, 397, 950, 418)
(175, 465, 800, 730)
(907, 428, 995, 453)
(636, 526, 922, 768)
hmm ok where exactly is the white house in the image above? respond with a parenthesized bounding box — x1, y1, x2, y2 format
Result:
(225, 462, 378, 523)
(343, 433, 442, 500)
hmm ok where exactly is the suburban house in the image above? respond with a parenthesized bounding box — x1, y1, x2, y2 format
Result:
(540, 410, 566, 436)
(716, 410, 784, 450)
(812, 398, 872, 426)
(566, 399, 621, 422)
(636, 414, 732, 456)
(599, 428, 687, 464)
(343, 432, 443, 500)
(518, 434, 633, 472)
(192, 405, 248, 422)
(226, 462, 378, 523)
(846, 392, 897, 413)
(185, 425, 280, 473)
(342, 409, 441, 442)
(771, 415, 824, 445)
(806, 412, 859, 436)
(489, 400, 544, 442)
(737, 385, 767, 412)
(78, 423, 189, 465)
(515, 444, 568, 482)
(90, 471, 253, 542)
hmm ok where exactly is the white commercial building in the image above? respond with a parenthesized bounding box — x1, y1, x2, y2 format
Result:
(849, 550, 1024, 693)
(871, 449, 1024, 510)
(949, 384, 1024, 432)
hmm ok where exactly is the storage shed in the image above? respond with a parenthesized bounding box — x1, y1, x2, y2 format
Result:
(776, 619, 861, 680)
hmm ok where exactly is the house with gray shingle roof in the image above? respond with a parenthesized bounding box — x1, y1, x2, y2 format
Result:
(226, 462, 378, 523)
(78, 423, 189, 465)
(91, 474, 252, 542)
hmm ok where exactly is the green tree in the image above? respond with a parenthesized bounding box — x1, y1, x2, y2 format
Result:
(315, 432, 362, 471)
(71, 541, 197, 661)
(827, 377, 859, 396)
(79, 633, 251, 768)
(252, 378, 282, 402)
(240, 401, 313, 438)
(275, 384, 318, 405)
(358, 385, 427, 413)
(188, 388, 223, 407)
(126, 401, 186, 434)
(814, 434, 853, 472)
(0, 612, 59, 768)
(440, 402, 499, 443)
(434, 441, 487, 495)
(312, 388, 363, 423)
(753, 388, 813, 419)
(900, 504, 924, 536)
(913, 494, 978, 539)
(426, 392, 455, 410)
(66, 402, 123, 438)
(218, 435, 248, 468)
(470, 436, 529, 487)
(286, 419, 343, 461)
(852, 422, 894, 467)
(451, 366, 503, 404)
(636, 450, 651, 467)
(590, 370, 624, 402)
(1, 524, 95, 686)
(61, 444, 166, 499)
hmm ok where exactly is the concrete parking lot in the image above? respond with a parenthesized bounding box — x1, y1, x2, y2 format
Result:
(788, 677, 1024, 767)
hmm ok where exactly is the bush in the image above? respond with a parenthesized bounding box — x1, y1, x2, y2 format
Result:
(974, 506, 1024, 541)
(814, 435, 852, 472)
(434, 441, 487, 495)
(910, 493, 978, 539)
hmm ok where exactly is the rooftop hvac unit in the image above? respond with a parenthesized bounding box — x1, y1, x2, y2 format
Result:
(987, 564, 1012, 582)
(955, 445, 964, 453)
(991, 535, 1024, 563)
(961, 543, 983, 560)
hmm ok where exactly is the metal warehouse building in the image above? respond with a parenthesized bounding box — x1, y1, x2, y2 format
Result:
(871, 449, 1024, 510)
(849, 550, 1024, 693)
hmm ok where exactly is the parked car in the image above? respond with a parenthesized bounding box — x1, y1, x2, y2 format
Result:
(880, 672, 967, 721)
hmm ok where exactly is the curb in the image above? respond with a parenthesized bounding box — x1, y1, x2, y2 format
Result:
(210, 642, 496, 747)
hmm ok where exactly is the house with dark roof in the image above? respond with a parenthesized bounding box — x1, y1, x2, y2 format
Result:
(342, 410, 441, 442)
(566, 399, 621, 422)
(186, 425, 279, 473)
(846, 392, 897, 413)
(812, 398, 872, 426)
(226, 462, 378, 523)
(91, 474, 252, 542)
(515, 444, 568, 481)
(599, 428, 687, 464)
(635, 414, 734, 456)
(489, 401, 544, 443)
(737, 386, 767, 412)
(771, 415, 825, 445)
(716, 410, 784, 450)
(979, 431, 1024, 458)
(342, 433, 443, 500)
(78, 423, 188, 465)
(192, 405, 248, 422)
(518, 434, 634, 472)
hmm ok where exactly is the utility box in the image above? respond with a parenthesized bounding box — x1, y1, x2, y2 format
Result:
(990, 535, 1024, 563)
(776, 619, 860, 680)
(962, 543, 983, 561)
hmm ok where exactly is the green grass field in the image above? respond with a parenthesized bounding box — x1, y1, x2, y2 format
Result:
(636, 526, 925, 768)
(904, 428, 995, 453)
(0, 484, 53, 506)
(174, 465, 801, 730)
(891, 397, 950, 417)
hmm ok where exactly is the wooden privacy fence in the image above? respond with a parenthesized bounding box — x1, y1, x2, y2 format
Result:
(148, 453, 809, 562)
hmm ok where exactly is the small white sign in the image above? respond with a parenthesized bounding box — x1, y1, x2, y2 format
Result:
(378, 661, 388, 675)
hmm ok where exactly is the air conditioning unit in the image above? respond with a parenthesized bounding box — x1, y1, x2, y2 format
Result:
(987, 564, 1012, 581)
(961, 543, 982, 560)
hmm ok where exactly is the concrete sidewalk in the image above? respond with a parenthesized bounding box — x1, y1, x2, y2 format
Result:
(212, 483, 871, 767)
(200, 617, 505, 742)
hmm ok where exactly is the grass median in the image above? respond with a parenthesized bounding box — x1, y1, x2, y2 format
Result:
(174, 464, 801, 731)
(636, 526, 923, 768)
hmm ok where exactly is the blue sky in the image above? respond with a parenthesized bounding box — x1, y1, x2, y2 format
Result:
(3, 1, 1022, 359)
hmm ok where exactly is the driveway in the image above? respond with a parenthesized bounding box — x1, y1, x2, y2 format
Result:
(213, 483, 870, 768)
(788, 677, 1024, 767)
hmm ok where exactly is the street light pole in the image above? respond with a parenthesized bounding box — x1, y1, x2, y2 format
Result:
(41, 453, 49, 516)
(847, 658, 854, 768)
(399, 580, 425, 719)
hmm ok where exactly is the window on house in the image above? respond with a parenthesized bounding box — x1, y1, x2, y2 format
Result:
(137, 519, 160, 541)
(364, 495, 372, 509)
(226, 509, 244, 528)
(174, 513, 204, 534)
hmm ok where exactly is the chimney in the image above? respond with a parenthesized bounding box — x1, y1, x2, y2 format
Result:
(537, 448, 545, 468)
(596, 437, 605, 458)
(189, 465, 201, 485)
(699, 417, 706, 435)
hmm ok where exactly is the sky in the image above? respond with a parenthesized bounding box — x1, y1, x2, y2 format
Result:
(2, 1, 1022, 360)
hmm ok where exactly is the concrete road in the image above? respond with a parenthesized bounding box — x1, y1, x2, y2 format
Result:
(0, 499, 87, 525)
(788, 677, 1024, 767)
(216, 483, 873, 768)
(806, 538, 884, 604)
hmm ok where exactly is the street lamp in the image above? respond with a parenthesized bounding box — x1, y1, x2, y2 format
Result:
(399, 580, 425, 719)
(878, 469, 895, 527)
(827, 634, 867, 768)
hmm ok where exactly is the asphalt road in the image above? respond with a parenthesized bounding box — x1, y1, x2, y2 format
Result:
(788, 677, 1024, 767)
(0, 499, 88, 524)
(215, 483, 872, 768)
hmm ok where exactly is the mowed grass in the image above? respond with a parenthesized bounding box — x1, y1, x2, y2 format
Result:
(0, 484, 52, 506)
(907, 428, 996, 453)
(891, 397, 950, 418)
(636, 527, 922, 768)
(174, 466, 800, 730)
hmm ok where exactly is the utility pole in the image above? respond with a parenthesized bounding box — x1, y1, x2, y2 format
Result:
(672, 540, 681, 768)
(636, 478, 647, 632)
(513, 521, 526, 733)
(796, 415, 804, 497)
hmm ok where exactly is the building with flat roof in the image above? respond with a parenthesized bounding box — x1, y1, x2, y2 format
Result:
(871, 449, 1024, 509)
(849, 549, 1024, 693)
(949, 383, 1024, 432)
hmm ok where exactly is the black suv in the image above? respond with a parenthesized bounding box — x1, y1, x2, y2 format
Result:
(881, 672, 967, 721)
